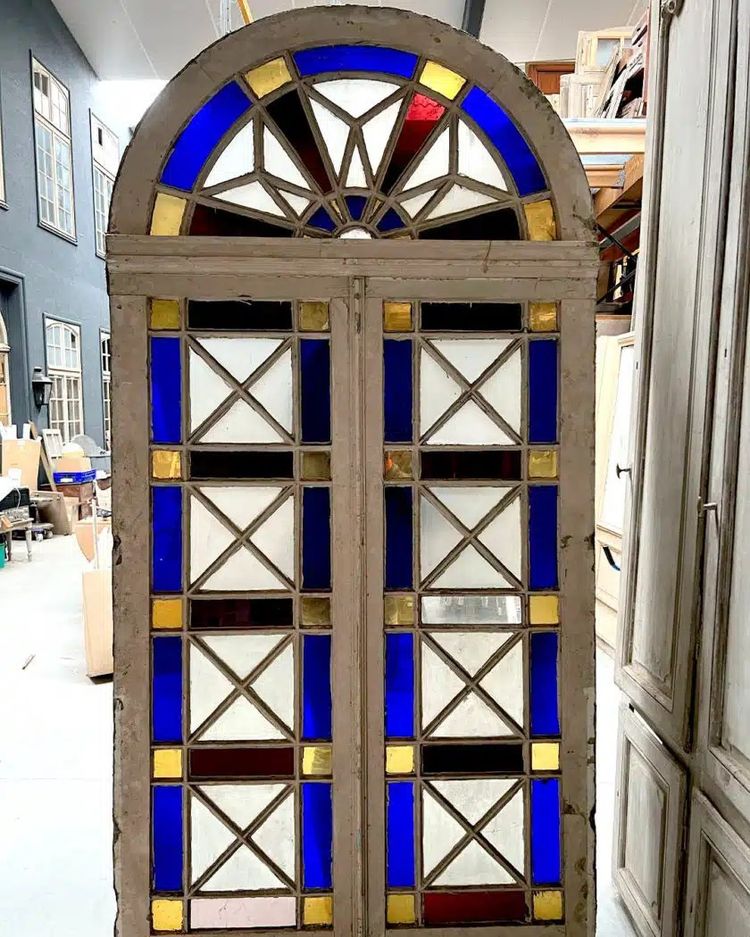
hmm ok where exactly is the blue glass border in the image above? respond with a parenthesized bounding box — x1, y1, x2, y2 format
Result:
(531, 778, 562, 885)
(152, 785, 183, 892)
(152, 486, 183, 593)
(150, 337, 182, 445)
(387, 780, 415, 888)
(530, 632, 560, 736)
(294, 45, 418, 79)
(302, 782, 333, 889)
(385, 632, 415, 739)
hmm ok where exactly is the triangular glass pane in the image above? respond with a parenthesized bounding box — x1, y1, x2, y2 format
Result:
(422, 788, 467, 877)
(190, 796, 236, 883)
(362, 101, 402, 176)
(189, 350, 232, 431)
(202, 843, 285, 891)
(202, 696, 285, 741)
(200, 399, 284, 444)
(433, 838, 514, 886)
(197, 337, 282, 383)
(202, 545, 287, 591)
(204, 120, 255, 188)
(402, 127, 450, 191)
(250, 349, 293, 432)
(201, 634, 285, 682)
(433, 692, 513, 738)
(430, 778, 516, 826)
(478, 348, 522, 434)
(250, 497, 294, 580)
(429, 632, 512, 677)
(279, 190, 311, 216)
(430, 338, 512, 383)
(479, 640, 524, 727)
(315, 78, 400, 118)
(215, 180, 286, 216)
(420, 350, 462, 434)
(400, 189, 436, 219)
(263, 126, 310, 190)
(478, 496, 521, 580)
(426, 184, 497, 220)
(420, 497, 462, 580)
(345, 145, 368, 187)
(310, 99, 349, 175)
(481, 788, 525, 874)
(190, 498, 235, 583)
(198, 486, 281, 532)
(252, 793, 295, 879)
(431, 544, 512, 589)
(421, 643, 466, 728)
(190, 643, 235, 733)
(199, 783, 286, 832)
(458, 119, 508, 191)
(427, 400, 513, 445)
(428, 486, 507, 530)
(252, 643, 294, 731)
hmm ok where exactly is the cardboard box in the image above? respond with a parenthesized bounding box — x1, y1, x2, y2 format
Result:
(1, 439, 41, 490)
(82, 568, 113, 678)
(32, 491, 72, 535)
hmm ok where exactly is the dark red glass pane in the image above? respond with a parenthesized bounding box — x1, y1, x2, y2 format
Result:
(190, 203, 293, 236)
(423, 890, 528, 925)
(421, 302, 523, 331)
(189, 450, 294, 481)
(189, 746, 295, 779)
(420, 450, 522, 482)
(420, 207, 520, 239)
(190, 598, 294, 630)
(421, 742, 524, 775)
(187, 299, 293, 330)
(267, 91, 332, 193)
(382, 93, 446, 193)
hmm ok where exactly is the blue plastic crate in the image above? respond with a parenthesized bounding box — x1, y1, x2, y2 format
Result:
(53, 469, 97, 485)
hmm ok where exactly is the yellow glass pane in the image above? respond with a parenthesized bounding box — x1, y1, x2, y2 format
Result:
(533, 890, 564, 921)
(383, 302, 413, 332)
(303, 745, 332, 776)
(532, 742, 560, 772)
(153, 748, 183, 779)
(386, 745, 415, 775)
(301, 596, 331, 627)
(529, 449, 558, 479)
(302, 451, 331, 481)
(387, 894, 416, 925)
(524, 199, 557, 241)
(384, 595, 415, 626)
(299, 301, 330, 331)
(529, 302, 558, 332)
(384, 450, 413, 480)
(419, 61, 466, 100)
(150, 193, 186, 236)
(303, 896, 333, 926)
(152, 899, 183, 932)
(152, 598, 183, 630)
(152, 450, 182, 480)
(246, 57, 292, 98)
(529, 594, 559, 625)
(150, 299, 181, 330)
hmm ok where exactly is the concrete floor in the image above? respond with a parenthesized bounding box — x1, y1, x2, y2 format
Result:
(0, 534, 636, 935)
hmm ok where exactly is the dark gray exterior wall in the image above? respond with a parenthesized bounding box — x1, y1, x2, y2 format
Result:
(0, 0, 128, 447)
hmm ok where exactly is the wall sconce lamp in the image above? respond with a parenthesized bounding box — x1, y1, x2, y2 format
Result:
(31, 366, 53, 409)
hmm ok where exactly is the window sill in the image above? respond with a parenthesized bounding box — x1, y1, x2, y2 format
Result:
(38, 219, 78, 246)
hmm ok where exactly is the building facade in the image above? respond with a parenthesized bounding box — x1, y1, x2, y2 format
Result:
(0, 0, 126, 447)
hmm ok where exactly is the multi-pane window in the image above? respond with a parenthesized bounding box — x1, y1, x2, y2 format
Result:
(46, 320, 83, 441)
(101, 331, 111, 447)
(33, 59, 75, 238)
(91, 115, 118, 257)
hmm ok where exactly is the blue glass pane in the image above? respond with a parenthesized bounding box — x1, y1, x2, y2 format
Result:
(531, 632, 560, 736)
(300, 339, 331, 443)
(531, 778, 561, 885)
(303, 487, 331, 590)
(461, 87, 546, 197)
(377, 208, 405, 233)
(345, 195, 367, 221)
(152, 636, 183, 743)
(385, 487, 413, 590)
(303, 633, 332, 740)
(529, 339, 558, 443)
(302, 782, 333, 889)
(150, 337, 182, 444)
(387, 781, 415, 887)
(294, 45, 418, 79)
(152, 486, 183, 593)
(308, 206, 337, 232)
(161, 82, 252, 190)
(152, 785, 183, 892)
(384, 339, 413, 443)
(385, 632, 415, 738)
(529, 485, 558, 590)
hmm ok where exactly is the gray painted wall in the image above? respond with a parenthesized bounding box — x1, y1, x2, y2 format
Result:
(0, 0, 129, 447)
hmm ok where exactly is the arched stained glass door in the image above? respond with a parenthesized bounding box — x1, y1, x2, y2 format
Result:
(108, 8, 596, 937)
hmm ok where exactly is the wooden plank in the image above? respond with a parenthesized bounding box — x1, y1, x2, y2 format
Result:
(594, 154, 645, 224)
(565, 118, 647, 155)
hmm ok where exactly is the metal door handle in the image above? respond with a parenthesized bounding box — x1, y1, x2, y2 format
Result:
(616, 464, 631, 479)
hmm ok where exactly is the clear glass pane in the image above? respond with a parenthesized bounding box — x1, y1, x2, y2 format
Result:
(420, 497, 462, 579)
(204, 121, 255, 188)
(189, 350, 232, 431)
(421, 594, 523, 625)
(202, 544, 286, 591)
(420, 350, 462, 435)
(420, 643, 465, 729)
(362, 101, 402, 176)
(250, 348, 293, 432)
(481, 787, 524, 873)
(198, 337, 283, 383)
(478, 495, 522, 580)
(200, 399, 284, 443)
(430, 778, 516, 825)
(427, 400, 513, 446)
(400, 189, 436, 219)
(310, 99, 349, 175)
(314, 78, 399, 118)
(189, 497, 235, 582)
(479, 640, 524, 726)
(458, 119, 508, 191)
(250, 496, 295, 580)
(263, 126, 310, 190)
(252, 643, 295, 731)
(429, 631, 511, 676)
(216, 180, 286, 216)
(428, 486, 506, 530)
(478, 348, 522, 433)
(199, 485, 281, 531)
(432, 838, 514, 885)
(426, 184, 497, 220)
(430, 338, 511, 383)
(422, 788, 466, 876)
(430, 544, 511, 589)
(401, 127, 449, 191)
(432, 693, 511, 739)
(345, 146, 368, 187)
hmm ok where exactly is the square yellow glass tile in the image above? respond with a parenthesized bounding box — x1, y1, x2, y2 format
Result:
(246, 57, 293, 98)
(383, 302, 413, 332)
(533, 890, 564, 922)
(387, 894, 416, 925)
(150, 299, 181, 330)
(524, 199, 557, 241)
(386, 745, 415, 775)
(532, 742, 560, 772)
(152, 898, 183, 932)
(529, 302, 558, 332)
(384, 450, 413, 480)
(152, 450, 182, 480)
(301, 596, 331, 628)
(152, 598, 183, 630)
(303, 745, 332, 776)
(150, 193, 186, 236)
(384, 595, 415, 626)
(299, 301, 330, 331)
(529, 594, 559, 625)
(529, 449, 558, 479)
(419, 60, 466, 100)
(302, 451, 331, 481)
(153, 748, 183, 779)
(303, 896, 333, 926)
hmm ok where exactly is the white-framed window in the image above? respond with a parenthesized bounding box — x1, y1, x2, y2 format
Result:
(32, 58, 75, 238)
(101, 330, 111, 447)
(90, 114, 118, 257)
(46, 320, 83, 441)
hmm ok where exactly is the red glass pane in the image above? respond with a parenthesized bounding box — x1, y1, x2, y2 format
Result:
(190, 203, 292, 236)
(190, 598, 294, 630)
(189, 746, 295, 779)
(267, 90, 332, 193)
(423, 890, 528, 925)
(382, 93, 446, 193)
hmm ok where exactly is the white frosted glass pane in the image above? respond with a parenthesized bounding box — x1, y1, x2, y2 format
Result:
(315, 78, 399, 117)
(480, 641, 524, 727)
(363, 101, 402, 175)
(250, 497, 294, 580)
(433, 839, 513, 886)
(199, 486, 281, 532)
(190, 644, 234, 733)
(198, 337, 282, 383)
(252, 794, 295, 878)
(402, 127, 450, 191)
(420, 350, 462, 434)
(190, 350, 232, 431)
(431, 544, 512, 589)
(345, 146, 368, 187)
(203, 844, 284, 891)
(421, 643, 465, 728)
(200, 399, 284, 444)
(310, 99, 349, 174)
(203, 696, 285, 741)
(479, 349, 522, 433)
(426, 184, 497, 220)
(430, 779, 516, 826)
(340, 227, 372, 239)
(433, 692, 512, 738)
(478, 496, 522, 580)
(482, 788, 524, 873)
(458, 119, 508, 191)
(191, 896, 296, 929)
(202, 546, 286, 591)
(205, 121, 255, 187)
(191, 797, 236, 882)
(216, 180, 285, 216)
(430, 632, 511, 677)
(190, 498, 235, 582)
(427, 400, 513, 445)
(201, 634, 284, 682)
(250, 349, 293, 432)
(422, 594, 523, 625)
(422, 789, 467, 876)
(252, 644, 295, 730)
(420, 497, 462, 579)
(401, 190, 436, 218)
(199, 784, 285, 831)
(431, 338, 511, 383)
(279, 191, 310, 216)
(429, 486, 506, 530)
(263, 126, 310, 189)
